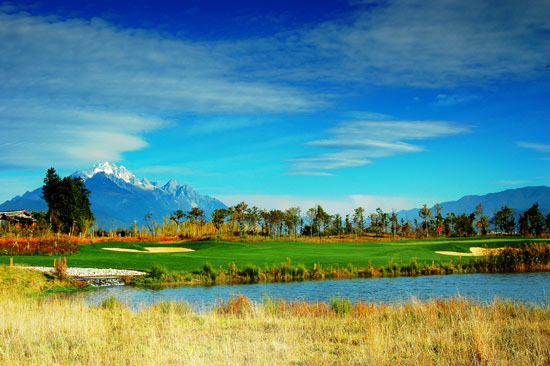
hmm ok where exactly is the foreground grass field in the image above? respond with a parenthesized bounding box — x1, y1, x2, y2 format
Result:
(1, 237, 547, 272)
(0, 288, 548, 365)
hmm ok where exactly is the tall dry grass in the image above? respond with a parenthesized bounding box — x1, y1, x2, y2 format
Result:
(0, 291, 548, 365)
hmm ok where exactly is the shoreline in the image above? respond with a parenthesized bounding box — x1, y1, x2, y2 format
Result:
(18, 266, 146, 277)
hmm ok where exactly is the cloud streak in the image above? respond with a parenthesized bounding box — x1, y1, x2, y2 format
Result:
(0, 106, 167, 168)
(0, 10, 321, 169)
(288, 120, 471, 172)
(1, 0, 547, 169)
(293, 0, 550, 87)
(517, 142, 550, 153)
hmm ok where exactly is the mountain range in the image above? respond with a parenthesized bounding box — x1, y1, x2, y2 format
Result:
(398, 186, 550, 221)
(0, 162, 226, 229)
(1, 163, 549, 228)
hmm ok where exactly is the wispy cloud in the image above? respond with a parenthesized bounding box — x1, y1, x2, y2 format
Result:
(436, 94, 479, 106)
(0, 106, 168, 168)
(344, 111, 393, 120)
(1, 0, 547, 169)
(517, 142, 550, 153)
(288, 120, 471, 171)
(325, 121, 471, 141)
(0, 11, 318, 114)
(288, 0, 549, 87)
(0, 10, 321, 169)
(287, 152, 372, 171)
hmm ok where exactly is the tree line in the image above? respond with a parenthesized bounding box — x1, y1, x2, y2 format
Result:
(5, 167, 549, 240)
(202, 201, 550, 239)
(123, 201, 550, 240)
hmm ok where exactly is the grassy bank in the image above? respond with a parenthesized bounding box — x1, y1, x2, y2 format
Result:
(0, 265, 89, 296)
(0, 291, 548, 365)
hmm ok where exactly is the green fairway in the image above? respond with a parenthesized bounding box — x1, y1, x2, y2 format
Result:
(1, 237, 547, 272)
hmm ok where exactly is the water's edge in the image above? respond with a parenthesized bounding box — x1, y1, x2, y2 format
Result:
(76, 271, 550, 310)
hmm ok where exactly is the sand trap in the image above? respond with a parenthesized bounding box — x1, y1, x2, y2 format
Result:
(103, 247, 195, 253)
(436, 247, 498, 257)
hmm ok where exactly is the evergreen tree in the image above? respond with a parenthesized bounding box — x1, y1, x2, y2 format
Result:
(522, 203, 545, 236)
(41, 168, 93, 234)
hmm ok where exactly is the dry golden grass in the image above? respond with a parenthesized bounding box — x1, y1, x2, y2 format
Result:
(0, 291, 549, 365)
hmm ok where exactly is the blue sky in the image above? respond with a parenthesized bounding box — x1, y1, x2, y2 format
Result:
(1, 0, 549, 214)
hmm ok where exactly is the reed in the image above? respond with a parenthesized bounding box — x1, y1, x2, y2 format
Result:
(0, 291, 548, 365)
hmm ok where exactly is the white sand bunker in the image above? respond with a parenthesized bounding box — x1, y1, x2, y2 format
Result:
(436, 247, 499, 257)
(103, 247, 195, 253)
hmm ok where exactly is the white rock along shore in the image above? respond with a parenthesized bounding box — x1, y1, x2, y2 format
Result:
(18, 266, 146, 277)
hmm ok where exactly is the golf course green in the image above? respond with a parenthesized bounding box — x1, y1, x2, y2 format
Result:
(2, 237, 547, 272)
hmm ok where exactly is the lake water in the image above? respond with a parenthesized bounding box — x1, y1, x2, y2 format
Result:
(79, 272, 550, 310)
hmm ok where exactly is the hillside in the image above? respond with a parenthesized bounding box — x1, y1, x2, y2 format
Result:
(398, 186, 550, 220)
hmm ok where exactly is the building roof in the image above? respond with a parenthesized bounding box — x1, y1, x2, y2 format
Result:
(0, 210, 36, 221)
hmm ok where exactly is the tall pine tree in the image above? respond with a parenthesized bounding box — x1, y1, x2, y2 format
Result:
(41, 167, 94, 234)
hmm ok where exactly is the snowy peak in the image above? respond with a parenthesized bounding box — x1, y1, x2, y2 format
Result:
(162, 179, 179, 194)
(82, 162, 133, 181)
(79, 162, 156, 190)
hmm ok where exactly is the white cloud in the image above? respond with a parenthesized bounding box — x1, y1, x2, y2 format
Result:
(0, 107, 167, 168)
(517, 142, 550, 153)
(216, 193, 429, 215)
(436, 94, 479, 106)
(1, 1, 546, 169)
(291, 0, 550, 87)
(287, 152, 373, 170)
(0, 10, 322, 169)
(326, 121, 471, 141)
(0, 11, 318, 114)
(288, 120, 470, 171)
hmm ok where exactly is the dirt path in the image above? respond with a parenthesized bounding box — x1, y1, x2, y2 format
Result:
(102, 247, 195, 253)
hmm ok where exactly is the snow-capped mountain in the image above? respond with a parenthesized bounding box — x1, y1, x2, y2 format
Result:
(78, 162, 159, 191)
(0, 162, 226, 229)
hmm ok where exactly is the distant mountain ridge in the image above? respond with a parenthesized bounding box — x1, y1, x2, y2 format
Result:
(0, 162, 226, 229)
(398, 186, 550, 221)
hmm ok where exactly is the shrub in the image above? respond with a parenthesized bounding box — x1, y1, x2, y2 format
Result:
(54, 257, 68, 280)
(217, 295, 251, 316)
(154, 301, 190, 315)
(0, 238, 78, 256)
(100, 296, 125, 310)
(330, 297, 352, 315)
(149, 264, 168, 280)
(242, 264, 259, 282)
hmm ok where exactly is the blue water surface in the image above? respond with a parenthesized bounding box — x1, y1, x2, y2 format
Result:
(80, 271, 550, 310)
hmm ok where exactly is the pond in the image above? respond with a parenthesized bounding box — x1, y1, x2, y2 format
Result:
(79, 271, 550, 310)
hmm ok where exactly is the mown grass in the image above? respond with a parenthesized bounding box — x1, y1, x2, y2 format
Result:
(0, 290, 548, 365)
(1, 237, 547, 273)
